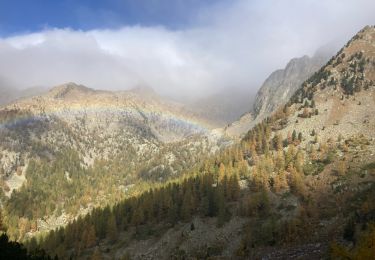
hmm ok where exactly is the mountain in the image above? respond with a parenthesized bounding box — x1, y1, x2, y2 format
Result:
(24, 26, 375, 259)
(285, 25, 375, 143)
(225, 51, 330, 137)
(1, 26, 375, 260)
(0, 83, 19, 106)
(0, 83, 48, 107)
(184, 89, 256, 127)
(0, 82, 228, 239)
(254, 53, 329, 120)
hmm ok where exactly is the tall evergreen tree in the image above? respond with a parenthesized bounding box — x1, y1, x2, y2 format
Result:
(86, 224, 97, 248)
(107, 215, 118, 243)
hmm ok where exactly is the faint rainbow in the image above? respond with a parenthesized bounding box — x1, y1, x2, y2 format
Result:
(0, 104, 210, 133)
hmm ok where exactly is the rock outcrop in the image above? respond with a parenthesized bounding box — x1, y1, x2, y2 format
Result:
(225, 50, 330, 137)
(254, 53, 328, 121)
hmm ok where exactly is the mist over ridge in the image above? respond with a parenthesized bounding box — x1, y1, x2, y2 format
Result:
(0, 0, 374, 100)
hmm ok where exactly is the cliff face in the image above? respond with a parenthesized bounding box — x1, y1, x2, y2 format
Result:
(225, 53, 329, 137)
(253, 53, 328, 121)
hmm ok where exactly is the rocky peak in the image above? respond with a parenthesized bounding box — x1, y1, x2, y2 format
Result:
(253, 52, 330, 121)
(224, 50, 331, 138)
(48, 82, 95, 99)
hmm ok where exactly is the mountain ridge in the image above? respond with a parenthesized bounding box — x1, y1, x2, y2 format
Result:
(224, 52, 330, 137)
(1, 25, 375, 260)
(29, 25, 375, 259)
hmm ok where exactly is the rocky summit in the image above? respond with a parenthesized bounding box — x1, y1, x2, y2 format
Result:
(225, 51, 330, 138)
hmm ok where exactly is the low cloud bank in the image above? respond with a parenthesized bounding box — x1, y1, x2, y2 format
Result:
(0, 0, 374, 99)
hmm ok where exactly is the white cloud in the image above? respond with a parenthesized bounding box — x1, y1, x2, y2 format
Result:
(0, 0, 374, 99)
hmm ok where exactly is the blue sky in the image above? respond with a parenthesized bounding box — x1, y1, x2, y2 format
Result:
(0, 0, 219, 36)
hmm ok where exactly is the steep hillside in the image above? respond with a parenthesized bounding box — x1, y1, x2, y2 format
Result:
(287, 25, 375, 141)
(254, 53, 329, 120)
(27, 26, 375, 260)
(0, 83, 227, 240)
(225, 52, 329, 137)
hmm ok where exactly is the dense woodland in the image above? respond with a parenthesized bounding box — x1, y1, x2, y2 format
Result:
(0, 211, 51, 259)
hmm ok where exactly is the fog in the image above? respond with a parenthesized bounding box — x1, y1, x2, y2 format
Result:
(0, 0, 374, 99)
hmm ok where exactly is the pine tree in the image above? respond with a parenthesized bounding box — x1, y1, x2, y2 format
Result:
(64, 219, 77, 249)
(295, 151, 304, 174)
(285, 145, 296, 167)
(275, 134, 283, 151)
(131, 207, 145, 226)
(221, 174, 229, 199)
(298, 132, 303, 142)
(228, 174, 240, 201)
(106, 215, 118, 243)
(275, 151, 285, 173)
(289, 166, 305, 197)
(314, 134, 319, 144)
(273, 171, 288, 193)
(216, 187, 227, 227)
(26, 236, 38, 253)
(263, 136, 270, 155)
(250, 144, 258, 165)
(218, 163, 226, 182)
(238, 159, 248, 179)
(265, 125, 271, 140)
(168, 202, 179, 225)
(287, 131, 292, 145)
(180, 191, 194, 221)
(292, 130, 297, 142)
(86, 224, 97, 248)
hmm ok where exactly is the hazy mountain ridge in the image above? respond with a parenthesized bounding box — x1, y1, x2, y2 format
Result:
(33, 25, 375, 259)
(184, 89, 255, 127)
(0, 82, 47, 107)
(0, 83, 230, 238)
(254, 53, 329, 119)
(5, 82, 216, 140)
(0, 82, 224, 180)
(1, 26, 375, 260)
(224, 51, 330, 137)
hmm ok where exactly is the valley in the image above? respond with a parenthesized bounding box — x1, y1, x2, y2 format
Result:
(0, 20, 375, 260)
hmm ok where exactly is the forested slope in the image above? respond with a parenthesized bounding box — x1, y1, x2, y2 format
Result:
(3, 26, 375, 260)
